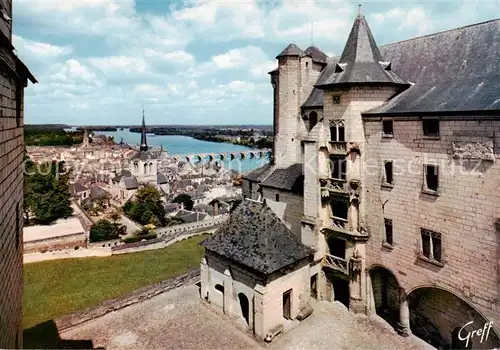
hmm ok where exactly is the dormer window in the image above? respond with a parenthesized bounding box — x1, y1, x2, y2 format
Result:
(308, 111, 318, 132)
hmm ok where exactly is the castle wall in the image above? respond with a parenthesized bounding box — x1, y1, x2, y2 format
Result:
(363, 117, 500, 339)
(0, 68, 24, 348)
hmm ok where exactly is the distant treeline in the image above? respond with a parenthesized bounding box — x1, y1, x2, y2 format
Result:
(128, 127, 273, 149)
(25, 128, 84, 146)
(76, 126, 118, 132)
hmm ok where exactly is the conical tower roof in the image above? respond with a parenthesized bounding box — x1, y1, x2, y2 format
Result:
(316, 5, 409, 88)
(276, 43, 305, 59)
(304, 46, 328, 64)
(140, 108, 148, 152)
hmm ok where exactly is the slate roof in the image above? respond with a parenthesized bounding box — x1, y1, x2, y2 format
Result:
(316, 8, 408, 88)
(261, 163, 303, 192)
(132, 150, 160, 160)
(303, 16, 500, 115)
(157, 172, 168, 184)
(242, 162, 274, 182)
(304, 45, 328, 64)
(90, 185, 111, 200)
(72, 182, 88, 194)
(201, 200, 314, 275)
(122, 176, 139, 190)
(276, 43, 305, 59)
(365, 18, 500, 115)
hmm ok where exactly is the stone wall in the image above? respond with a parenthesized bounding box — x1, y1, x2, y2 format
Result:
(156, 214, 228, 237)
(363, 117, 500, 336)
(261, 187, 303, 239)
(0, 58, 24, 347)
(24, 232, 88, 254)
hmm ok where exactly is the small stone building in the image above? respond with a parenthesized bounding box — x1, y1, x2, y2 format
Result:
(200, 199, 314, 341)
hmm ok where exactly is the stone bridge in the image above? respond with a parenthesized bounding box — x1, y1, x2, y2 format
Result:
(171, 148, 272, 163)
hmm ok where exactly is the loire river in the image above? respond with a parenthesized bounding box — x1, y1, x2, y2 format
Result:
(93, 129, 270, 173)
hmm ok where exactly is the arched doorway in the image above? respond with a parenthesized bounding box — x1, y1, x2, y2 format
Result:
(238, 293, 249, 325)
(369, 266, 400, 329)
(408, 287, 499, 349)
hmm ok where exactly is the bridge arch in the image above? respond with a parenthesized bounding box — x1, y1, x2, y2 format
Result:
(193, 154, 202, 163)
(219, 154, 225, 161)
(257, 151, 263, 159)
(265, 150, 272, 159)
(230, 153, 236, 161)
(239, 152, 246, 160)
(248, 152, 255, 159)
(407, 284, 499, 349)
(185, 156, 190, 163)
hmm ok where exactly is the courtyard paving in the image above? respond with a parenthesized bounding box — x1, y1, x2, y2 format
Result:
(61, 283, 434, 350)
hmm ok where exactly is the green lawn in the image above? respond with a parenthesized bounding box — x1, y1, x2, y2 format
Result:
(23, 234, 208, 329)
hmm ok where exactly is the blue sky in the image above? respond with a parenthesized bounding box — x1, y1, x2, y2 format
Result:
(13, 0, 499, 126)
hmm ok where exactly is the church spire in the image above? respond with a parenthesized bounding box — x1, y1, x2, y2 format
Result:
(140, 108, 148, 152)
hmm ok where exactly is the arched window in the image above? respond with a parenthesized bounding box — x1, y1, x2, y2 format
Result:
(143, 163, 147, 174)
(215, 284, 224, 293)
(309, 111, 318, 132)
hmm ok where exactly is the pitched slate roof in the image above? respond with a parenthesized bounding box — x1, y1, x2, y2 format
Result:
(304, 45, 328, 64)
(201, 200, 313, 275)
(276, 43, 305, 59)
(316, 7, 408, 88)
(242, 162, 274, 182)
(157, 172, 168, 184)
(261, 163, 303, 191)
(90, 185, 110, 200)
(365, 18, 500, 115)
(303, 16, 500, 114)
(122, 176, 139, 190)
(72, 182, 88, 194)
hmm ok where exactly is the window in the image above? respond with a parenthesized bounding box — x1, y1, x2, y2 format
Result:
(215, 284, 224, 293)
(424, 164, 439, 193)
(384, 161, 393, 185)
(249, 181, 253, 193)
(422, 119, 439, 137)
(420, 228, 442, 263)
(308, 111, 318, 132)
(283, 289, 292, 319)
(330, 198, 348, 220)
(330, 157, 346, 180)
(332, 95, 341, 104)
(384, 218, 393, 246)
(330, 125, 345, 142)
(382, 120, 393, 136)
(275, 193, 280, 202)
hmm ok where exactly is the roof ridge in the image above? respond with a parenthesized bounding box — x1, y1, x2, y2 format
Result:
(380, 17, 500, 49)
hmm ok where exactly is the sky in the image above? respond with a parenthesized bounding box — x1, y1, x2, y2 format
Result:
(13, 0, 500, 126)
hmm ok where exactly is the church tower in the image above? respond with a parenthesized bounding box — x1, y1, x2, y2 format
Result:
(140, 108, 148, 152)
(83, 127, 89, 148)
(309, 5, 409, 313)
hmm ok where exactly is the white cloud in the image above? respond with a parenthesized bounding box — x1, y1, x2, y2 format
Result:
(13, 35, 73, 60)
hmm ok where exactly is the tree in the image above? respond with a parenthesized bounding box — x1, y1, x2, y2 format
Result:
(172, 193, 194, 211)
(165, 217, 184, 227)
(24, 160, 73, 225)
(123, 186, 167, 226)
(108, 209, 122, 223)
(89, 219, 124, 242)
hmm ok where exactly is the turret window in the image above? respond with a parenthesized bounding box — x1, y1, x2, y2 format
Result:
(330, 123, 345, 142)
(332, 95, 341, 104)
(308, 111, 318, 132)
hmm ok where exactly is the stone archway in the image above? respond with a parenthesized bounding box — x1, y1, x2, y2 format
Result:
(238, 293, 249, 326)
(369, 266, 400, 329)
(408, 286, 499, 349)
